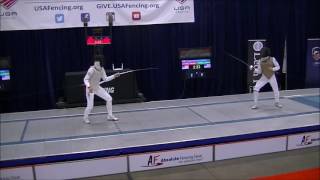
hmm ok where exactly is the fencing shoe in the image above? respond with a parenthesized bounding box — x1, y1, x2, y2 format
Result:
(275, 102, 283, 108)
(83, 118, 91, 124)
(251, 104, 258, 109)
(107, 114, 119, 121)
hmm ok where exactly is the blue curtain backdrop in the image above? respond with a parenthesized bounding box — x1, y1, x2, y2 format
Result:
(0, 0, 319, 112)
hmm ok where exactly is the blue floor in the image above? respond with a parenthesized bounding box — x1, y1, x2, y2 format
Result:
(290, 95, 320, 109)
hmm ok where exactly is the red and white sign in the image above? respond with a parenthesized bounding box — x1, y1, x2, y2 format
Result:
(86, 36, 112, 45)
(132, 12, 141, 20)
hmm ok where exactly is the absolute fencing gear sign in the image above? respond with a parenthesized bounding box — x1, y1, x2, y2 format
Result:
(83, 65, 118, 123)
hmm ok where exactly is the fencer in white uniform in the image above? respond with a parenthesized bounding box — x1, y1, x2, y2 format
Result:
(251, 47, 283, 109)
(83, 59, 120, 124)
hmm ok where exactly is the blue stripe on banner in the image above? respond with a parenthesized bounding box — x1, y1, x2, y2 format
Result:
(1, 125, 319, 168)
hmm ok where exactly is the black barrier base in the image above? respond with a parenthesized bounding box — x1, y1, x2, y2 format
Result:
(63, 69, 144, 107)
(62, 98, 145, 108)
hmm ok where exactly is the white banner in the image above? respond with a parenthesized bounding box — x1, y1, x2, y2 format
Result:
(0, 166, 34, 180)
(129, 146, 213, 172)
(35, 156, 127, 180)
(215, 137, 287, 161)
(0, 0, 195, 31)
(287, 131, 320, 150)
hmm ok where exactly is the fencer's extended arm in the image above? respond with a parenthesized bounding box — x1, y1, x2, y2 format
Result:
(84, 68, 94, 88)
(272, 58, 280, 71)
(102, 68, 115, 82)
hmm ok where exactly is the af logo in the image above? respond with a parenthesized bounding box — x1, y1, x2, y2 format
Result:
(300, 135, 312, 146)
(141, 155, 163, 167)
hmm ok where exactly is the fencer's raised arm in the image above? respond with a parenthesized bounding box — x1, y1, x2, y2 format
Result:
(84, 67, 94, 88)
(101, 68, 116, 82)
(271, 58, 280, 71)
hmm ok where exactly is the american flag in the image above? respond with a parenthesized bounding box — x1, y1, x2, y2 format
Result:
(0, 0, 17, 9)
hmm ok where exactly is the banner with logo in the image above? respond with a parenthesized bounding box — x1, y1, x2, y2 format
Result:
(0, 0, 195, 31)
(247, 39, 267, 93)
(305, 38, 320, 88)
(129, 146, 213, 172)
(287, 131, 320, 150)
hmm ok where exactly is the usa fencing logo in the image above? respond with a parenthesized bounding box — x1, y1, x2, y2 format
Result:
(176, 0, 187, 4)
(0, 0, 17, 9)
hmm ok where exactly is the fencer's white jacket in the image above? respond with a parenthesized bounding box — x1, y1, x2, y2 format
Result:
(84, 66, 115, 90)
(254, 57, 280, 76)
